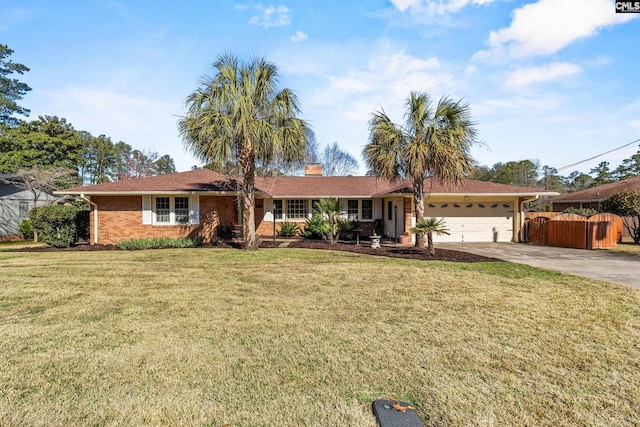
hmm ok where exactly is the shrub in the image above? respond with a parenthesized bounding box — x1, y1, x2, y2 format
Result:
(75, 209, 90, 242)
(337, 218, 361, 240)
(563, 207, 598, 218)
(19, 219, 33, 240)
(303, 216, 325, 239)
(311, 198, 341, 244)
(601, 188, 640, 244)
(30, 205, 80, 248)
(278, 221, 300, 237)
(303, 200, 361, 243)
(116, 236, 203, 250)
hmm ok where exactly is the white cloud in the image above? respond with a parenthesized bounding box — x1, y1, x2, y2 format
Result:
(622, 100, 640, 113)
(583, 56, 612, 67)
(291, 30, 308, 42)
(36, 86, 197, 171)
(301, 49, 453, 165)
(476, 0, 636, 60)
(249, 5, 291, 27)
(390, 0, 422, 12)
(504, 62, 582, 88)
(311, 51, 446, 111)
(390, 0, 497, 15)
(474, 94, 560, 116)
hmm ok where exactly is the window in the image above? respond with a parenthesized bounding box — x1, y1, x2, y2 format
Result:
(175, 197, 189, 224)
(361, 200, 373, 220)
(273, 200, 283, 220)
(153, 196, 191, 224)
(311, 199, 320, 213)
(156, 197, 170, 223)
(287, 199, 307, 219)
(387, 201, 393, 220)
(18, 201, 30, 218)
(347, 200, 359, 219)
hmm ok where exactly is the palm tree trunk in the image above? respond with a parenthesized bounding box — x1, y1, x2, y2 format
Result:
(427, 232, 435, 255)
(240, 141, 258, 250)
(413, 178, 426, 248)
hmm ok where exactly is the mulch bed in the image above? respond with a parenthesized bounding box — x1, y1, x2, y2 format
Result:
(9, 239, 501, 263)
(263, 240, 501, 263)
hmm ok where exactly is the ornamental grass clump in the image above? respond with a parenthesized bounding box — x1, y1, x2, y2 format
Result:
(277, 221, 300, 237)
(115, 236, 203, 250)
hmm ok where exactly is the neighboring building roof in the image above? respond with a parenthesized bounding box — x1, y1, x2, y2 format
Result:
(0, 173, 19, 184)
(548, 176, 640, 203)
(58, 169, 558, 198)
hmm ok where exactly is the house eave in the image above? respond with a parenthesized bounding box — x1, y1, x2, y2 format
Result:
(375, 191, 559, 198)
(54, 190, 240, 196)
(266, 194, 384, 199)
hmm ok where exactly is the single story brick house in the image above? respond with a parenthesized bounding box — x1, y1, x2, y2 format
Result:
(59, 167, 557, 245)
(548, 176, 640, 211)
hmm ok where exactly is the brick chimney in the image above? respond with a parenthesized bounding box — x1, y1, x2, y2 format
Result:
(304, 163, 323, 176)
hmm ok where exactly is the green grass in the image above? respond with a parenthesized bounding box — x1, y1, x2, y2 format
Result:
(0, 240, 46, 251)
(1, 248, 639, 426)
(607, 241, 640, 257)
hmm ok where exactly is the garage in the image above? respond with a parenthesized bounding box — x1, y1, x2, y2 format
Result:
(424, 201, 514, 242)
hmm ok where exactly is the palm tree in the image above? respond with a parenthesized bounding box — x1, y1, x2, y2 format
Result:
(178, 54, 309, 249)
(312, 198, 341, 244)
(364, 92, 477, 248)
(412, 217, 450, 255)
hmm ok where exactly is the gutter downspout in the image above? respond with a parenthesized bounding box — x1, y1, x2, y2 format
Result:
(519, 196, 539, 243)
(80, 194, 99, 245)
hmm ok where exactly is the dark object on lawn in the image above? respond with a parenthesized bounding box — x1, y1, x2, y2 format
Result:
(372, 399, 424, 427)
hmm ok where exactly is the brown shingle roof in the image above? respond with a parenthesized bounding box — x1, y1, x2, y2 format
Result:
(62, 169, 237, 194)
(59, 170, 557, 197)
(382, 178, 554, 196)
(548, 176, 640, 202)
(254, 176, 400, 197)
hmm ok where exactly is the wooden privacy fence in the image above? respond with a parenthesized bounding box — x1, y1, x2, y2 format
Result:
(524, 213, 623, 249)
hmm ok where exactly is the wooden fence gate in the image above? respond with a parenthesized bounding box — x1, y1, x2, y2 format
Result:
(527, 217, 549, 246)
(525, 212, 622, 249)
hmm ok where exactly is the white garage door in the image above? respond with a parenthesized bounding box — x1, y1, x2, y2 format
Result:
(425, 202, 514, 242)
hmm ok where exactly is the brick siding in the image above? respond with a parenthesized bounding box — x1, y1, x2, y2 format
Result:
(91, 195, 238, 245)
(91, 195, 380, 244)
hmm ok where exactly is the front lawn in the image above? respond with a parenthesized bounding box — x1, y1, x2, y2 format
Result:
(608, 241, 640, 256)
(1, 248, 638, 426)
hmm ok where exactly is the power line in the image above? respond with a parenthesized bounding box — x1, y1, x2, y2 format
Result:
(555, 138, 640, 172)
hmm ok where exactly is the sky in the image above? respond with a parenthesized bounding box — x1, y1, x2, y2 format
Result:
(1, 0, 639, 176)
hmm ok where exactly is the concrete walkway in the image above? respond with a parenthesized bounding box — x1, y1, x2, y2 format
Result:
(440, 242, 639, 288)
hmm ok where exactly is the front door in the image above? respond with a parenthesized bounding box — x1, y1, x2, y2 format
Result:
(383, 197, 404, 238)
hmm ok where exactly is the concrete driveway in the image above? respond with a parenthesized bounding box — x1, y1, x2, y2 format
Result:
(440, 242, 639, 288)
